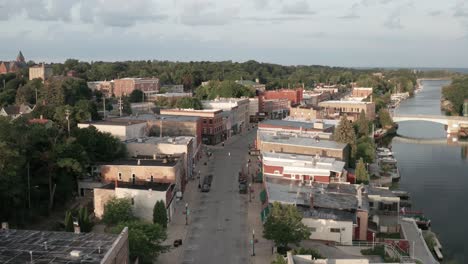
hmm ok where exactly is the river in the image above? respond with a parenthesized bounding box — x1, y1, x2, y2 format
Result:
(392, 80, 468, 264)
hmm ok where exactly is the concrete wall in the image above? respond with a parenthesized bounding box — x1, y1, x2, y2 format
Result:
(93, 188, 115, 219)
(259, 141, 347, 162)
(102, 227, 130, 264)
(78, 123, 147, 141)
(289, 107, 320, 120)
(115, 187, 167, 222)
(302, 218, 353, 245)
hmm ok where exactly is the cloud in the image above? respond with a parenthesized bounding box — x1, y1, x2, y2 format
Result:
(281, 1, 316, 15)
(429, 10, 442, 16)
(0, 0, 76, 21)
(305, 32, 328, 38)
(454, 0, 468, 17)
(339, 3, 360, 19)
(179, 1, 239, 26)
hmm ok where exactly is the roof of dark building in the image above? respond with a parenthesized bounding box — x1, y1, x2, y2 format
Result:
(0, 229, 120, 264)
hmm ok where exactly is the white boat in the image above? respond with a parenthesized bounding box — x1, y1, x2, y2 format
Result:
(377, 151, 394, 157)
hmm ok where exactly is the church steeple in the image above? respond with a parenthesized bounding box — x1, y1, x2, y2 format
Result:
(16, 51, 25, 63)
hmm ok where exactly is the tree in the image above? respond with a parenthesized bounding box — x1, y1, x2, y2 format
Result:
(78, 207, 92, 232)
(378, 109, 394, 129)
(153, 200, 168, 228)
(356, 137, 375, 163)
(355, 158, 369, 184)
(271, 254, 287, 264)
(263, 202, 311, 248)
(175, 97, 203, 110)
(129, 89, 144, 103)
(64, 211, 74, 232)
(111, 221, 169, 263)
(103, 197, 134, 225)
(355, 110, 370, 137)
(333, 115, 357, 163)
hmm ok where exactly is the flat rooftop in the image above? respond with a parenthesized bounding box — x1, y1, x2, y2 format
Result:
(113, 114, 200, 122)
(161, 108, 222, 113)
(262, 152, 345, 173)
(79, 119, 146, 126)
(101, 181, 171, 191)
(301, 208, 356, 223)
(124, 136, 194, 145)
(258, 132, 347, 151)
(259, 119, 333, 130)
(283, 117, 339, 126)
(319, 100, 374, 105)
(0, 229, 120, 264)
(102, 158, 178, 167)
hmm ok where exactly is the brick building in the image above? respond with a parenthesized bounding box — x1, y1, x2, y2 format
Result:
(352, 87, 373, 98)
(289, 105, 324, 120)
(258, 119, 334, 134)
(29, 63, 53, 81)
(261, 88, 303, 105)
(318, 100, 376, 121)
(202, 98, 250, 134)
(257, 132, 349, 165)
(113, 78, 160, 97)
(160, 109, 224, 145)
(0, 51, 26, 74)
(87, 80, 114, 97)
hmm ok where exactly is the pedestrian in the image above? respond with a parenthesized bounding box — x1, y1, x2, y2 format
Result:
(228, 152, 231, 156)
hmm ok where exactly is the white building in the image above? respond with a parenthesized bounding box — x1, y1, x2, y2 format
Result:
(301, 208, 354, 245)
(94, 182, 176, 223)
(78, 119, 147, 141)
(202, 97, 250, 134)
(125, 136, 196, 179)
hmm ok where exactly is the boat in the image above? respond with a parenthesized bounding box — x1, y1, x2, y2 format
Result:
(378, 157, 398, 165)
(377, 147, 391, 152)
(392, 190, 410, 200)
(434, 246, 443, 260)
(377, 151, 394, 158)
(400, 210, 431, 230)
(390, 168, 401, 182)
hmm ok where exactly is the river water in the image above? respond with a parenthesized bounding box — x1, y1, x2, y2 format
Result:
(392, 80, 468, 263)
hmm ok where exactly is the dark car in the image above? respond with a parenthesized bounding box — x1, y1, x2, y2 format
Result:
(201, 183, 210, 192)
(239, 182, 247, 194)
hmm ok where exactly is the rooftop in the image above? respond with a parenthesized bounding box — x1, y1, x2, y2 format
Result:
(113, 114, 200, 122)
(319, 100, 374, 105)
(0, 229, 122, 264)
(301, 208, 356, 223)
(79, 119, 146, 126)
(283, 117, 339, 126)
(101, 181, 172, 191)
(259, 119, 333, 130)
(124, 136, 194, 145)
(161, 108, 222, 113)
(102, 158, 178, 167)
(262, 152, 345, 174)
(258, 132, 347, 151)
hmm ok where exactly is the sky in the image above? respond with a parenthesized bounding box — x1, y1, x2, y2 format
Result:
(1, 0, 468, 68)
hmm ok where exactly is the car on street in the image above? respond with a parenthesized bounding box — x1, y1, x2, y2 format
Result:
(239, 182, 247, 194)
(201, 183, 210, 192)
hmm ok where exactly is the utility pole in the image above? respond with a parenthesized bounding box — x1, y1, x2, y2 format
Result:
(252, 229, 255, 256)
(119, 97, 123, 117)
(65, 109, 71, 136)
(185, 203, 189, 225)
(103, 96, 106, 119)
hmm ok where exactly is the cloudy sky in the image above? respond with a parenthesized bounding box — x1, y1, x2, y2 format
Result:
(1, 0, 468, 68)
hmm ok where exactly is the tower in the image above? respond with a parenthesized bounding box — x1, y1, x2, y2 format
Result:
(16, 51, 25, 63)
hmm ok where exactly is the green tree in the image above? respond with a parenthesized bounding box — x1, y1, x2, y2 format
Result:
(356, 137, 375, 163)
(175, 97, 203, 109)
(129, 89, 144, 103)
(16, 79, 42, 104)
(271, 254, 287, 264)
(78, 207, 92, 232)
(111, 221, 169, 263)
(64, 210, 74, 232)
(378, 109, 394, 129)
(355, 110, 370, 137)
(263, 202, 311, 248)
(333, 115, 357, 163)
(153, 200, 168, 228)
(355, 158, 369, 184)
(103, 197, 134, 225)
(442, 76, 468, 115)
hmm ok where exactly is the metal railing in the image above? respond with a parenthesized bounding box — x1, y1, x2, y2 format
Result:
(335, 241, 420, 264)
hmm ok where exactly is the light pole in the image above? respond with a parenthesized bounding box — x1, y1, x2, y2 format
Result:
(185, 203, 189, 225)
(372, 232, 375, 250)
(252, 229, 256, 256)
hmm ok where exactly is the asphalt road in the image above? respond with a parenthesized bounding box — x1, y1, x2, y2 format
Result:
(180, 129, 256, 264)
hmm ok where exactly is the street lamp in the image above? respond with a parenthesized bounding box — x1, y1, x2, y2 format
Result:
(372, 232, 375, 249)
(185, 203, 189, 225)
(252, 229, 256, 256)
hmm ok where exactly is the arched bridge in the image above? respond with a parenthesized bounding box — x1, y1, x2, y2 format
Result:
(392, 114, 468, 126)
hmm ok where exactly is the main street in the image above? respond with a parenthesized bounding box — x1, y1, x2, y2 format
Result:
(179, 128, 257, 264)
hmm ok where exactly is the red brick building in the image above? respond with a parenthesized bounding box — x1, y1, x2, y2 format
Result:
(352, 87, 373, 98)
(0, 51, 26, 74)
(114, 78, 160, 97)
(261, 88, 303, 105)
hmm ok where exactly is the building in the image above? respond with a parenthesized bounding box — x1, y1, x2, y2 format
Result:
(0, 227, 129, 264)
(145, 92, 192, 101)
(261, 88, 303, 105)
(257, 131, 349, 165)
(87, 80, 114, 97)
(318, 100, 376, 121)
(262, 152, 347, 183)
(78, 119, 147, 141)
(130, 102, 156, 114)
(125, 136, 196, 179)
(314, 86, 339, 95)
(94, 181, 176, 223)
(99, 157, 185, 191)
(235, 79, 266, 92)
(113, 78, 160, 97)
(286, 252, 369, 264)
(302, 91, 331, 106)
(0, 104, 33, 119)
(29, 63, 53, 81)
(0, 51, 26, 74)
(352, 87, 373, 98)
(289, 105, 323, 121)
(261, 98, 290, 119)
(161, 84, 184, 93)
(258, 119, 334, 134)
(160, 109, 224, 145)
(202, 98, 250, 134)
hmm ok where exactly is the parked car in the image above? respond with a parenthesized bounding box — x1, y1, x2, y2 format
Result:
(239, 182, 247, 194)
(201, 183, 210, 192)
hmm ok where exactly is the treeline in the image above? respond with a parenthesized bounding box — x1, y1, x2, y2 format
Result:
(442, 76, 468, 115)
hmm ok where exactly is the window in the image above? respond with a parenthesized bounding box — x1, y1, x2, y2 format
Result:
(330, 228, 341, 233)
(369, 201, 374, 208)
(209, 119, 213, 124)
(274, 170, 280, 175)
(310, 227, 317, 232)
(150, 175, 154, 182)
(132, 174, 136, 184)
(118, 172, 122, 180)
(131, 198, 135, 205)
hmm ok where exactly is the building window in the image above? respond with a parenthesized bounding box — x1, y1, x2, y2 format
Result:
(150, 175, 154, 182)
(310, 227, 317, 232)
(274, 170, 280, 175)
(330, 228, 341, 233)
(131, 198, 135, 205)
(369, 201, 374, 208)
(209, 119, 213, 124)
(132, 174, 136, 184)
(118, 172, 122, 180)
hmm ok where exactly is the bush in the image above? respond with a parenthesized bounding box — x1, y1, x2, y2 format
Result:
(103, 197, 134, 225)
(291, 247, 323, 259)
